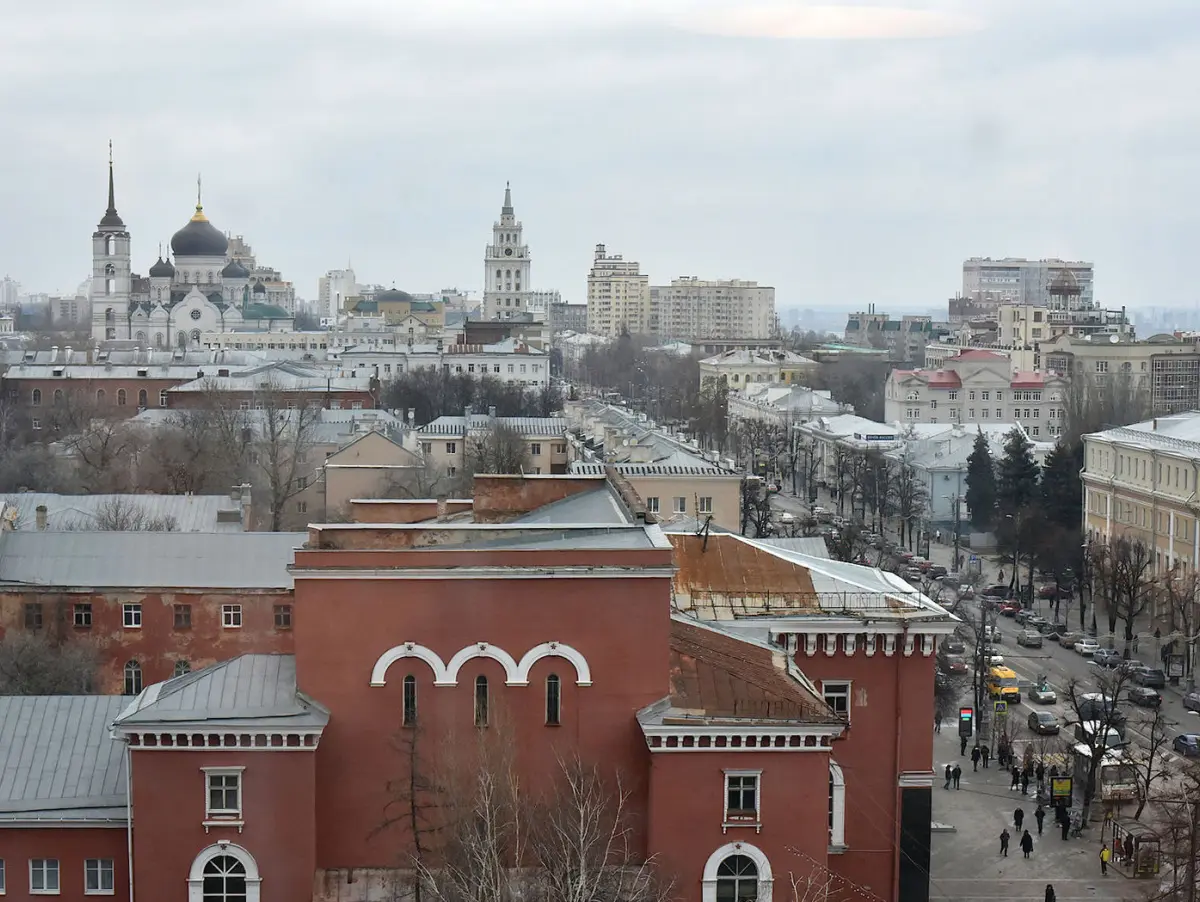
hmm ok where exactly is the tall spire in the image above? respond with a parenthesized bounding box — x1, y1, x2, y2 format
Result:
(191, 173, 208, 222)
(502, 181, 513, 216)
(99, 140, 125, 229)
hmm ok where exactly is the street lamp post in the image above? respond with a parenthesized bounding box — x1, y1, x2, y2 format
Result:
(942, 493, 962, 572)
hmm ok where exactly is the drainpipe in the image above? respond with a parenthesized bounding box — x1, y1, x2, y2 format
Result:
(891, 623, 906, 902)
(125, 740, 135, 902)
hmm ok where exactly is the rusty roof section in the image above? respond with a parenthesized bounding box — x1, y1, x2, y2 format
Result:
(668, 532, 821, 616)
(666, 619, 838, 724)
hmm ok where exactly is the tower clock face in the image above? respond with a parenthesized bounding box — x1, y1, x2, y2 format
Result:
(504, 248, 513, 256)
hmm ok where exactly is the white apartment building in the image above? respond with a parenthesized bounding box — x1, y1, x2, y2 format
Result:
(963, 257, 1094, 309)
(482, 184, 533, 320)
(337, 338, 550, 389)
(418, 414, 569, 477)
(586, 244, 651, 338)
(698, 348, 819, 392)
(318, 268, 357, 319)
(0, 276, 19, 310)
(526, 289, 561, 319)
(883, 349, 1069, 441)
(651, 277, 775, 341)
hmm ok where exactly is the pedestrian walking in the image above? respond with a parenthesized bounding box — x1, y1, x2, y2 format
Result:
(1021, 772, 1030, 795)
(971, 745, 981, 772)
(1011, 766, 1020, 790)
(1036, 762, 1046, 785)
(935, 710, 943, 733)
(952, 764, 962, 790)
(944, 764, 952, 790)
(1034, 804, 1046, 835)
(1000, 828, 1011, 857)
(960, 735, 968, 756)
(1014, 807, 1025, 831)
(1133, 634, 1140, 653)
(1020, 830, 1034, 859)
(1100, 844, 1111, 876)
(981, 745, 990, 768)
(1045, 884, 1056, 902)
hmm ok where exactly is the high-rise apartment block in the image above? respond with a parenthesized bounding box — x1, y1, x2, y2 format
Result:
(318, 268, 358, 318)
(586, 244, 651, 338)
(651, 277, 775, 341)
(962, 258, 1094, 310)
(0, 276, 19, 311)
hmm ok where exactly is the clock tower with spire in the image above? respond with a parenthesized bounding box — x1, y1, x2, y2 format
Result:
(91, 142, 133, 341)
(482, 182, 532, 320)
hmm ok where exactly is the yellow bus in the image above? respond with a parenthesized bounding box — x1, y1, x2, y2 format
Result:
(987, 665, 1021, 703)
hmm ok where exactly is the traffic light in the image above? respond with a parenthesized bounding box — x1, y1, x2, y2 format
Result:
(958, 706, 973, 737)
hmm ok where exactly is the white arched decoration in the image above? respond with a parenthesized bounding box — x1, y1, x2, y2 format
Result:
(516, 642, 592, 686)
(187, 843, 262, 902)
(444, 643, 521, 686)
(829, 760, 846, 849)
(701, 841, 773, 902)
(369, 643, 450, 687)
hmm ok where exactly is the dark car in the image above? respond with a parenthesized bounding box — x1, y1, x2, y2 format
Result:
(1131, 666, 1167, 689)
(1092, 648, 1123, 668)
(927, 565, 948, 579)
(1128, 687, 1163, 708)
(1028, 711, 1060, 735)
(942, 638, 965, 655)
(1174, 734, 1200, 757)
(982, 585, 1013, 599)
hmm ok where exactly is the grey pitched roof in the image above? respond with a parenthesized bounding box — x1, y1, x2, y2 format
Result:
(0, 696, 128, 822)
(1, 492, 246, 533)
(0, 531, 306, 589)
(511, 486, 632, 525)
(570, 462, 735, 477)
(115, 655, 328, 731)
(419, 415, 567, 437)
(759, 537, 831, 559)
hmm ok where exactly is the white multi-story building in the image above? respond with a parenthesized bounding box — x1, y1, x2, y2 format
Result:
(586, 244, 651, 338)
(962, 257, 1094, 309)
(652, 277, 775, 341)
(525, 289, 560, 319)
(336, 338, 550, 389)
(0, 276, 19, 311)
(698, 348, 819, 392)
(318, 268, 358, 318)
(482, 184, 533, 320)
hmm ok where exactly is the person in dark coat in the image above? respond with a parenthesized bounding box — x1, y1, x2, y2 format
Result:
(1000, 828, 1011, 856)
(1060, 817, 1069, 841)
(1036, 762, 1046, 787)
(1045, 884, 1056, 902)
(944, 764, 952, 789)
(981, 744, 991, 768)
(1124, 834, 1135, 864)
(1021, 771, 1030, 795)
(952, 764, 963, 789)
(1034, 804, 1046, 835)
(971, 745, 982, 771)
(1011, 765, 1021, 789)
(1020, 829, 1034, 858)
(1014, 807, 1025, 830)
(960, 735, 968, 755)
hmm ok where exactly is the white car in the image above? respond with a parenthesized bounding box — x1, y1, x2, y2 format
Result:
(985, 653, 1005, 666)
(1075, 638, 1100, 656)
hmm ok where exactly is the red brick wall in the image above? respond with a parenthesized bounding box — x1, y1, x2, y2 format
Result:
(168, 389, 376, 410)
(348, 499, 474, 524)
(130, 749, 317, 902)
(472, 475, 606, 522)
(0, 827, 128, 902)
(6, 376, 187, 423)
(0, 590, 295, 692)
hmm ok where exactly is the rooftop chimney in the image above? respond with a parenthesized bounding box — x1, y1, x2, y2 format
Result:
(436, 495, 448, 522)
(35, 505, 48, 531)
(488, 406, 496, 419)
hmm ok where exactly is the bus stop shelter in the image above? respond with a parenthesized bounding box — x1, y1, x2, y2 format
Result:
(1108, 818, 1160, 878)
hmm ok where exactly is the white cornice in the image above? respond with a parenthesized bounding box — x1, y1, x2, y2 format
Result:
(291, 567, 676, 580)
(116, 730, 323, 751)
(641, 722, 843, 753)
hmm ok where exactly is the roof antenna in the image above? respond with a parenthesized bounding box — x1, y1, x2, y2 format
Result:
(698, 514, 713, 551)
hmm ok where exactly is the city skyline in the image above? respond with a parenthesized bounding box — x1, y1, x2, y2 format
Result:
(2, 1, 1199, 309)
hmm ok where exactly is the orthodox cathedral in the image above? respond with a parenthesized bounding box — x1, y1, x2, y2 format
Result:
(91, 154, 294, 345)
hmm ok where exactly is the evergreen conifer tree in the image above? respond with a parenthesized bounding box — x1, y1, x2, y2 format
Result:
(1040, 440, 1082, 528)
(996, 427, 1041, 517)
(964, 429, 997, 530)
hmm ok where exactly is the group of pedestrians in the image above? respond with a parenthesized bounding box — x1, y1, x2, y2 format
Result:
(943, 763, 962, 790)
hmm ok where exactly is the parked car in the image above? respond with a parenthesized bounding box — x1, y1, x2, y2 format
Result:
(903, 567, 924, 581)
(982, 584, 1013, 599)
(1014, 610, 1037, 625)
(1040, 621, 1070, 636)
(1174, 734, 1200, 757)
(1131, 666, 1167, 689)
(927, 565, 948, 579)
(1128, 687, 1162, 708)
(1057, 631, 1084, 649)
(1028, 711, 1060, 735)
(957, 585, 976, 600)
(1183, 692, 1200, 713)
(1091, 648, 1122, 667)
(1078, 692, 1128, 732)
(982, 626, 1002, 644)
(1017, 630, 1044, 648)
(1025, 616, 1050, 632)
(942, 638, 965, 655)
(1075, 638, 1100, 656)
(940, 654, 968, 675)
(998, 602, 1022, 617)
(936, 572, 958, 587)
(1030, 683, 1057, 704)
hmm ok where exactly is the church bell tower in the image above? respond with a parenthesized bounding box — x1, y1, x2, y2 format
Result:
(482, 182, 532, 320)
(91, 142, 133, 342)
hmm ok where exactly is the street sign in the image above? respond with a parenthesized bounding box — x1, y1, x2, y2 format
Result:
(970, 555, 978, 563)
(993, 701, 1008, 715)
(958, 706, 974, 737)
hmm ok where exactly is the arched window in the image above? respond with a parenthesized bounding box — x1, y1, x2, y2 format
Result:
(208, 271, 215, 284)
(123, 660, 142, 696)
(190, 329, 202, 343)
(202, 855, 247, 902)
(105, 235, 115, 256)
(182, 271, 190, 283)
(174, 660, 191, 677)
(53, 389, 64, 405)
(117, 389, 127, 406)
(138, 389, 148, 408)
(402, 675, 417, 727)
(715, 856, 758, 902)
(104, 263, 116, 276)
(96, 389, 106, 404)
(155, 333, 165, 348)
(31, 389, 41, 406)
(829, 760, 846, 848)
(178, 332, 188, 349)
(474, 675, 489, 727)
(135, 331, 146, 342)
(545, 673, 561, 725)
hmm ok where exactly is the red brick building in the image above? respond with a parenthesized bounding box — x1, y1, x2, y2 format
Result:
(0, 475, 955, 901)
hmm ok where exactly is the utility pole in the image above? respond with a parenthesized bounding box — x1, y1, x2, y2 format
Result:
(952, 494, 962, 573)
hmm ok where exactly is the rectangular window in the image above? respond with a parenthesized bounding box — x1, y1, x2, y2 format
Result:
(822, 681, 851, 719)
(74, 603, 92, 628)
(122, 603, 142, 629)
(0, 859, 4, 894)
(929, 399, 937, 409)
(981, 391, 990, 400)
(30, 859, 59, 895)
(968, 391, 975, 400)
(420, 442, 432, 454)
(274, 604, 292, 630)
(174, 604, 192, 629)
(204, 768, 244, 820)
(996, 409, 1001, 418)
(948, 391, 958, 400)
(530, 443, 542, 456)
(724, 771, 760, 821)
(158, 390, 168, 407)
(699, 496, 714, 514)
(85, 859, 114, 895)
(996, 391, 1003, 401)
(403, 676, 417, 727)
(24, 603, 42, 631)
(673, 497, 686, 513)
(646, 497, 660, 513)
(222, 605, 243, 629)
(446, 442, 456, 454)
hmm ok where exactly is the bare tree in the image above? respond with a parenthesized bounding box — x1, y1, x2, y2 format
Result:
(466, 424, 531, 476)
(892, 450, 927, 551)
(252, 383, 323, 531)
(781, 849, 887, 901)
(1127, 703, 1176, 820)
(1161, 569, 1200, 678)
(376, 459, 468, 502)
(1148, 762, 1200, 902)
(59, 497, 178, 532)
(0, 632, 99, 694)
(1061, 669, 1135, 825)
(1062, 369, 1152, 445)
(62, 419, 148, 493)
(1099, 536, 1159, 652)
(740, 479, 776, 538)
(373, 723, 445, 902)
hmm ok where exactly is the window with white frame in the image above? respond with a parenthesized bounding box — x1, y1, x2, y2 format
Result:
(822, 681, 851, 720)
(699, 496, 714, 514)
(122, 603, 142, 629)
(204, 767, 244, 821)
(0, 859, 5, 894)
(829, 761, 846, 848)
(85, 859, 114, 895)
(646, 497, 660, 513)
(673, 497, 686, 513)
(222, 605, 243, 629)
(724, 770, 761, 823)
(30, 859, 59, 895)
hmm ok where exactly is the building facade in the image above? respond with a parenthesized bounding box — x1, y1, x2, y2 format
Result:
(963, 257, 1094, 309)
(651, 277, 775, 341)
(482, 184, 533, 320)
(1042, 333, 1200, 414)
(698, 349, 819, 392)
(417, 414, 569, 477)
(317, 268, 357, 319)
(549, 301, 588, 334)
(586, 244, 652, 338)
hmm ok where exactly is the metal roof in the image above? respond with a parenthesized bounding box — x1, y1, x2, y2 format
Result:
(0, 696, 128, 820)
(758, 537, 831, 559)
(512, 486, 632, 525)
(115, 654, 328, 730)
(419, 415, 567, 437)
(1086, 412, 1200, 453)
(570, 462, 734, 477)
(0, 531, 306, 589)
(0, 492, 245, 533)
(455, 526, 660, 551)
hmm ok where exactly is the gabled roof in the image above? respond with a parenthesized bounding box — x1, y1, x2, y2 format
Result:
(419, 415, 567, 437)
(114, 654, 328, 731)
(511, 485, 633, 525)
(0, 696, 128, 822)
(0, 492, 245, 533)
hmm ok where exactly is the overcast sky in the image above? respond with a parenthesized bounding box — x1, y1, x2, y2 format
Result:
(3, 0, 1199, 312)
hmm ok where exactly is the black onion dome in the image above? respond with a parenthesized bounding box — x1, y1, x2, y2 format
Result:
(376, 288, 413, 303)
(221, 259, 249, 279)
(252, 281, 267, 294)
(170, 206, 229, 257)
(148, 256, 175, 278)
